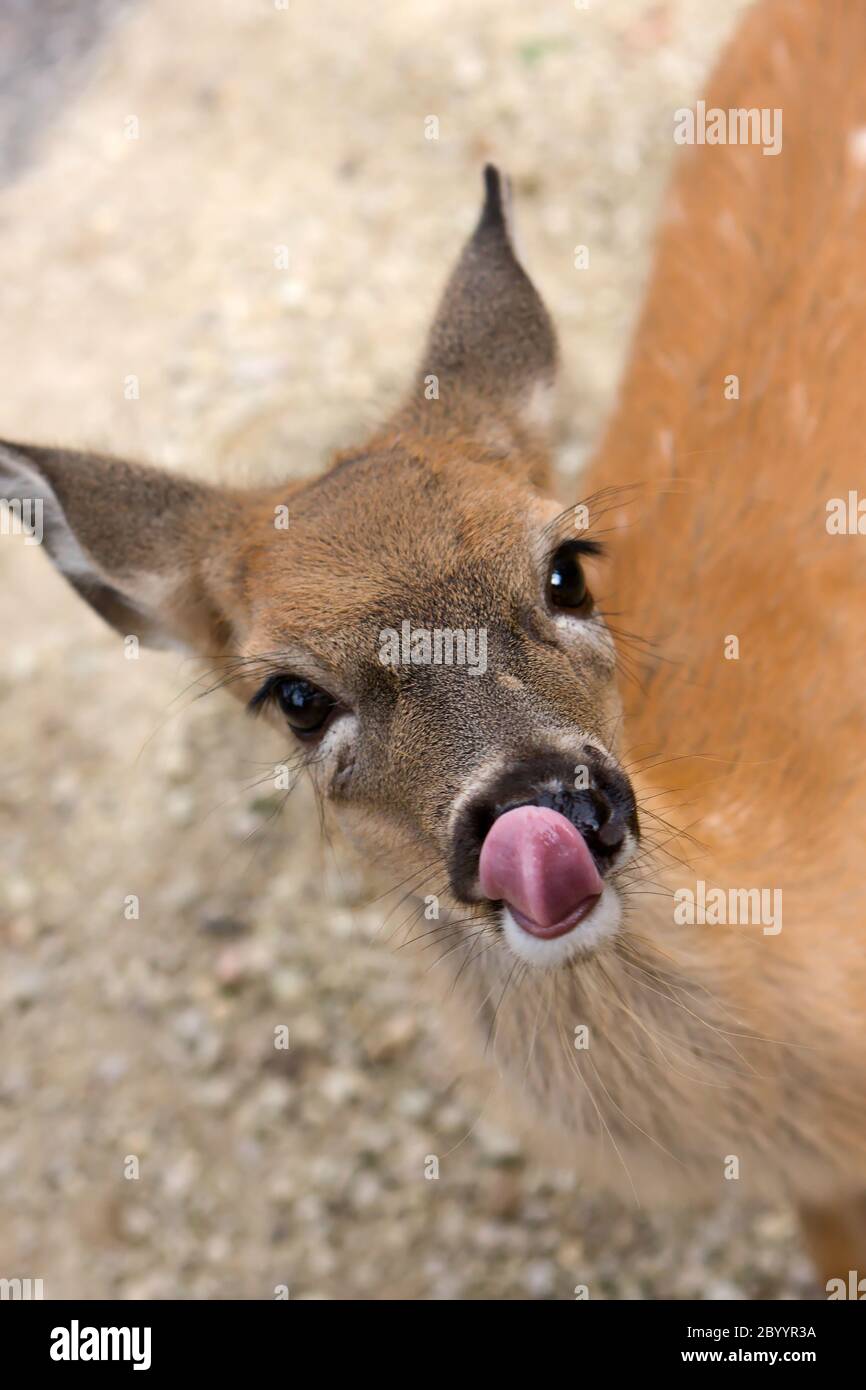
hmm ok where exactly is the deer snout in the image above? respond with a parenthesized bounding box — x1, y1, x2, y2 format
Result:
(447, 746, 639, 938)
(479, 805, 604, 937)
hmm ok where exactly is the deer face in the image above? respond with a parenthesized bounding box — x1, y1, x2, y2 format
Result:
(232, 445, 639, 966)
(0, 167, 639, 969)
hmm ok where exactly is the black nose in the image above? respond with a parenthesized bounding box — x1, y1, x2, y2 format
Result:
(448, 745, 638, 905)
(527, 781, 628, 857)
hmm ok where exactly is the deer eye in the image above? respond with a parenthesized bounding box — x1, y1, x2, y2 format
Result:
(547, 540, 591, 611)
(250, 675, 337, 736)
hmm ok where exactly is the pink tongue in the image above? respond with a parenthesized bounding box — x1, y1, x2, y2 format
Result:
(478, 805, 603, 933)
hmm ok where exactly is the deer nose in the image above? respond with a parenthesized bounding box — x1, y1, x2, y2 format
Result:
(525, 782, 629, 860)
(446, 746, 638, 908)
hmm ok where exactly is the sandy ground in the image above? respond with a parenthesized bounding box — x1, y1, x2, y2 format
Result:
(0, 0, 817, 1299)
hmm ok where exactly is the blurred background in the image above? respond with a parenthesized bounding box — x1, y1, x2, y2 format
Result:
(0, 0, 815, 1299)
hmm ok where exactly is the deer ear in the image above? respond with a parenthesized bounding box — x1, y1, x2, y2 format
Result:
(400, 165, 558, 462)
(0, 441, 240, 653)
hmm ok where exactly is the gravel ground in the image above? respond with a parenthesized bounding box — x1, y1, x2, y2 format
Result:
(0, 0, 817, 1299)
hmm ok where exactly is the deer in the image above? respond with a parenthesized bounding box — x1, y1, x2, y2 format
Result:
(2, 0, 865, 1295)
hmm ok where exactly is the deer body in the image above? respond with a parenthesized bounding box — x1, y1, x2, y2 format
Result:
(3, 0, 865, 1290)
(445, 0, 866, 1224)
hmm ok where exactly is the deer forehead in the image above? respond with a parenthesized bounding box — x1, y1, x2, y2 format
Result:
(235, 465, 556, 633)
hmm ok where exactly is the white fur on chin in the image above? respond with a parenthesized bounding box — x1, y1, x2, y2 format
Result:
(500, 884, 622, 968)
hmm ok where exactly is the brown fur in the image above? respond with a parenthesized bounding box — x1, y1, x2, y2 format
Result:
(587, 0, 866, 1265)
